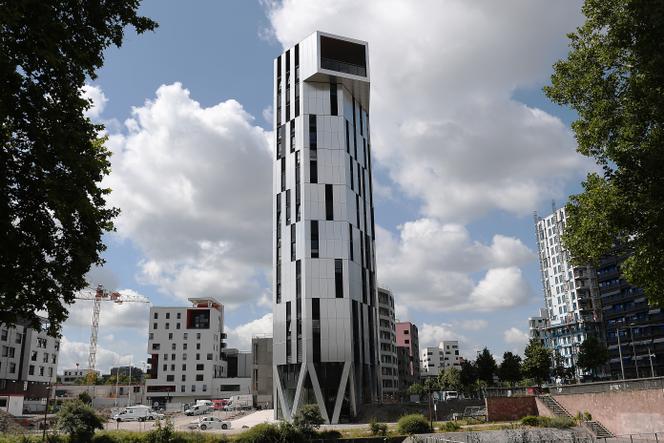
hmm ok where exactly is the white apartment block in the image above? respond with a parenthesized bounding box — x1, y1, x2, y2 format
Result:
(273, 31, 379, 424)
(377, 288, 398, 401)
(534, 207, 601, 370)
(420, 341, 461, 377)
(146, 297, 227, 408)
(1, 318, 60, 414)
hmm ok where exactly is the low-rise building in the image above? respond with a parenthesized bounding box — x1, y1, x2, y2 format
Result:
(60, 368, 100, 384)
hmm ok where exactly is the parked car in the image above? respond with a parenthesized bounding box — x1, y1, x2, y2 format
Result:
(188, 416, 231, 431)
(212, 399, 229, 410)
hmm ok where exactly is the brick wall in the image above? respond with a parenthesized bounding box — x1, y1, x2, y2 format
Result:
(485, 396, 537, 421)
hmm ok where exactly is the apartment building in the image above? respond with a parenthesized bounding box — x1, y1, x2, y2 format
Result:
(396, 322, 419, 389)
(145, 297, 227, 408)
(598, 255, 664, 379)
(420, 340, 461, 377)
(377, 288, 398, 401)
(272, 31, 379, 424)
(534, 207, 602, 375)
(0, 318, 60, 414)
(528, 308, 548, 346)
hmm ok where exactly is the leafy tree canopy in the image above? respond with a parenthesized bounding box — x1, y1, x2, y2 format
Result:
(576, 336, 609, 375)
(438, 367, 462, 392)
(522, 339, 552, 385)
(544, 0, 664, 306)
(56, 399, 103, 441)
(498, 351, 523, 386)
(0, 0, 157, 334)
(475, 348, 497, 385)
(460, 360, 478, 389)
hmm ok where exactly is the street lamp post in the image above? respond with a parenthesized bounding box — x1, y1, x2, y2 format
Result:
(617, 329, 625, 380)
(629, 325, 639, 379)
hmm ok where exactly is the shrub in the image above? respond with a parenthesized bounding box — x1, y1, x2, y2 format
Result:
(520, 415, 540, 426)
(56, 399, 104, 442)
(369, 417, 388, 436)
(397, 414, 431, 435)
(583, 411, 592, 421)
(235, 422, 304, 443)
(292, 404, 325, 436)
(145, 418, 175, 443)
(77, 391, 92, 405)
(440, 421, 461, 432)
(316, 429, 342, 440)
(549, 417, 574, 429)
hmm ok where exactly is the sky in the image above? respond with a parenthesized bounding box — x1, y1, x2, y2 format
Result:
(58, 0, 592, 373)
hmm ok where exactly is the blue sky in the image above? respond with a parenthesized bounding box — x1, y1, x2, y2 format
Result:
(59, 0, 590, 372)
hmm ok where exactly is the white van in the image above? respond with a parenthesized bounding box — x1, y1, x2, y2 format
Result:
(184, 403, 211, 416)
(195, 400, 214, 408)
(443, 391, 459, 401)
(112, 405, 163, 422)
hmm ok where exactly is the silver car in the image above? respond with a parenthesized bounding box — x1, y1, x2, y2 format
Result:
(189, 416, 231, 431)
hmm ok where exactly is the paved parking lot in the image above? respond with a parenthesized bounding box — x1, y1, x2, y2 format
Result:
(103, 409, 275, 435)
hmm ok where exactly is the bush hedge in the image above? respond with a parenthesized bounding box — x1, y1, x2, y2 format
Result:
(396, 414, 431, 435)
(520, 415, 574, 429)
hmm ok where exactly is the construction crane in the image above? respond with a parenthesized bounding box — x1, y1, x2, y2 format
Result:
(74, 285, 150, 379)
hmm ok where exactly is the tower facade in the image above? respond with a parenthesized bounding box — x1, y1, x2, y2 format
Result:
(534, 207, 602, 376)
(272, 31, 379, 424)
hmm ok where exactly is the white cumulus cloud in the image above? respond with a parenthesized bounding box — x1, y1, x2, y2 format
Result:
(504, 327, 530, 348)
(104, 83, 273, 309)
(81, 84, 108, 119)
(226, 313, 273, 351)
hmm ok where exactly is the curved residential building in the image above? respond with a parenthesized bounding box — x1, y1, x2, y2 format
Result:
(272, 31, 379, 424)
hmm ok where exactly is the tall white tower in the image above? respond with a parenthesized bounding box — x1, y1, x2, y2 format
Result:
(272, 31, 379, 424)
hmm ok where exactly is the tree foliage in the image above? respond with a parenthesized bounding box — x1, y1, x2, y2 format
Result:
(544, 0, 664, 307)
(475, 348, 497, 385)
(292, 404, 325, 435)
(522, 339, 552, 385)
(56, 399, 103, 441)
(438, 367, 462, 392)
(0, 0, 157, 333)
(498, 351, 522, 386)
(459, 360, 478, 390)
(576, 335, 609, 376)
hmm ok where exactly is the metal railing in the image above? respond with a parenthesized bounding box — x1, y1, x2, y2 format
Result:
(552, 376, 664, 395)
(599, 433, 663, 442)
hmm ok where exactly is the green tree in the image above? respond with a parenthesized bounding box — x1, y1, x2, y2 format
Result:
(56, 399, 103, 441)
(544, 0, 664, 307)
(407, 383, 424, 396)
(498, 352, 523, 386)
(460, 360, 478, 394)
(522, 339, 552, 385)
(77, 391, 92, 405)
(292, 404, 325, 436)
(475, 348, 497, 385)
(576, 336, 609, 378)
(438, 367, 462, 392)
(0, 0, 157, 334)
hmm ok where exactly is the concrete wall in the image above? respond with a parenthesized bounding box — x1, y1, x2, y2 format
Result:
(485, 396, 537, 421)
(553, 389, 664, 435)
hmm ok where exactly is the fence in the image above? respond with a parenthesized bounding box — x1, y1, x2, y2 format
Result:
(552, 377, 664, 395)
(600, 433, 664, 443)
